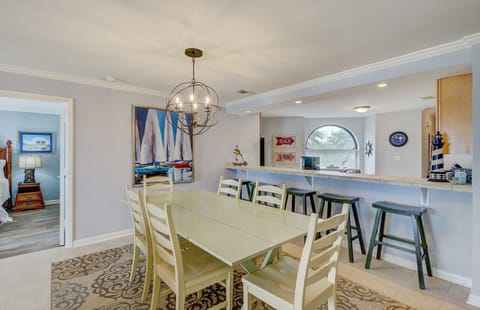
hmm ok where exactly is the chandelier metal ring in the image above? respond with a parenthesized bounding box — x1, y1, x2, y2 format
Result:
(165, 48, 221, 136)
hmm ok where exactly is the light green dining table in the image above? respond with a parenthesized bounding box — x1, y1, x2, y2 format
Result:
(147, 189, 311, 272)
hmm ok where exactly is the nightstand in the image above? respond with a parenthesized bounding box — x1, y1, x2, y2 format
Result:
(13, 183, 45, 211)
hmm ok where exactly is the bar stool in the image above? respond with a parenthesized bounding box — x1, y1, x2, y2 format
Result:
(365, 201, 432, 289)
(318, 193, 366, 263)
(285, 188, 317, 215)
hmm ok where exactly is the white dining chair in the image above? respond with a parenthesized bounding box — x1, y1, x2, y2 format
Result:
(242, 204, 349, 310)
(145, 200, 233, 310)
(252, 181, 286, 209)
(217, 176, 242, 199)
(125, 185, 153, 302)
(143, 174, 173, 193)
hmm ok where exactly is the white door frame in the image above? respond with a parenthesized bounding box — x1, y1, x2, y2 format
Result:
(0, 89, 74, 247)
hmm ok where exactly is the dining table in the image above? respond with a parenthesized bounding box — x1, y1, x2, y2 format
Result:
(146, 189, 311, 272)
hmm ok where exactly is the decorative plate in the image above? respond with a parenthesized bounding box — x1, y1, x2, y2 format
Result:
(389, 131, 408, 147)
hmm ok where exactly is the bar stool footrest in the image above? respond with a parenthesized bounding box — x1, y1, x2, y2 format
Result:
(376, 241, 416, 255)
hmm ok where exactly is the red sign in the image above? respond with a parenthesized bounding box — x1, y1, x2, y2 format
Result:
(275, 136, 295, 146)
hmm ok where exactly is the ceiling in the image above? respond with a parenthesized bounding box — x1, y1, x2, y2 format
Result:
(1, 1, 479, 116)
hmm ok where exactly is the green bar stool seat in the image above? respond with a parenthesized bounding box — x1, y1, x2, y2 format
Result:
(365, 201, 432, 290)
(318, 193, 366, 263)
(285, 187, 316, 215)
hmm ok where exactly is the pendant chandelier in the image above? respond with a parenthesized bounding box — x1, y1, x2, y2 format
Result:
(165, 48, 220, 135)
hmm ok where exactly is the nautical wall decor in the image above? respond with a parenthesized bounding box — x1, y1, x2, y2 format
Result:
(428, 131, 448, 182)
(132, 106, 193, 184)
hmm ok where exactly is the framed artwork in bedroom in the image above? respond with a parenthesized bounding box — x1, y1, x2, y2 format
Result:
(19, 132, 53, 153)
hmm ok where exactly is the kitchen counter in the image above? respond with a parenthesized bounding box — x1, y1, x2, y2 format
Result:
(226, 164, 472, 193)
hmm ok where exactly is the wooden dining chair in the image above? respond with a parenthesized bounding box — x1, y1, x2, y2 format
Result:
(242, 204, 349, 310)
(145, 200, 233, 310)
(217, 176, 242, 199)
(143, 174, 173, 193)
(252, 181, 286, 209)
(125, 186, 153, 302)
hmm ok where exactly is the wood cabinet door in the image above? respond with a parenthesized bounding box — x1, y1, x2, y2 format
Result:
(437, 73, 472, 155)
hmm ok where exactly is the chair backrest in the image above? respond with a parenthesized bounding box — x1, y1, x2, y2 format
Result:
(125, 186, 152, 252)
(217, 176, 242, 199)
(144, 200, 183, 293)
(252, 181, 286, 209)
(294, 203, 349, 309)
(143, 174, 173, 194)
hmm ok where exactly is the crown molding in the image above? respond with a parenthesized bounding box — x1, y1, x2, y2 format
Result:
(0, 63, 167, 97)
(464, 33, 480, 46)
(226, 32, 479, 111)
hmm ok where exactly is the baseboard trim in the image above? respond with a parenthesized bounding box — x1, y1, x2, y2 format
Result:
(467, 293, 480, 307)
(44, 199, 60, 205)
(343, 243, 472, 288)
(73, 229, 133, 248)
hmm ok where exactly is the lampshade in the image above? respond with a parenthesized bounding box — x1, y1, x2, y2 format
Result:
(19, 155, 42, 169)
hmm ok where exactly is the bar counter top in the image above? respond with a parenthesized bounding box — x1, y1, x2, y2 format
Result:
(226, 164, 472, 193)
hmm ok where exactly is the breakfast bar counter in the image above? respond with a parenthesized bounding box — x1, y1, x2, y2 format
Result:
(226, 164, 473, 289)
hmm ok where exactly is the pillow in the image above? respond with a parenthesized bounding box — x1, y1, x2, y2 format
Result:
(0, 160, 6, 180)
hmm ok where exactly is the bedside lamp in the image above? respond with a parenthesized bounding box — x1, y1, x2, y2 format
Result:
(19, 155, 42, 183)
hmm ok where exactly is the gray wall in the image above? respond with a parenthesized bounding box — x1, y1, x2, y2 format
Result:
(0, 111, 60, 201)
(0, 71, 259, 241)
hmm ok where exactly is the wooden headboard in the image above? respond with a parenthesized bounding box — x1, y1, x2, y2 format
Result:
(0, 140, 13, 209)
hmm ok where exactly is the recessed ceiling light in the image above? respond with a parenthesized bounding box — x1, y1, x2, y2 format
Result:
(237, 89, 250, 94)
(377, 82, 388, 88)
(245, 110, 252, 113)
(421, 96, 436, 100)
(354, 105, 371, 113)
(295, 100, 303, 104)
(104, 75, 117, 82)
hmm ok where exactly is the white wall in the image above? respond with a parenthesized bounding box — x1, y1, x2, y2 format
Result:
(363, 115, 376, 174)
(0, 71, 259, 241)
(375, 110, 423, 178)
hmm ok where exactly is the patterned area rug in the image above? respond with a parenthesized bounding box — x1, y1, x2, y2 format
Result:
(51, 244, 414, 309)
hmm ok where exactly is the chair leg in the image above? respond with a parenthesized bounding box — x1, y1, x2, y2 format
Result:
(130, 244, 139, 282)
(150, 274, 161, 310)
(376, 211, 386, 260)
(291, 195, 296, 212)
(309, 194, 316, 213)
(365, 209, 382, 269)
(176, 289, 186, 310)
(417, 215, 433, 277)
(351, 202, 366, 254)
(327, 290, 337, 310)
(226, 271, 233, 310)
(412, 215, 426, 289)
(346, 213, 354, 263)
(243, 283, 253, 310)
(142, 251, 153, 301)
(319, 198, 326, 218)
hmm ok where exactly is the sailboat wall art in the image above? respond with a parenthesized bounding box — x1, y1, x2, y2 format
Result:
(132, 106, 194, 185)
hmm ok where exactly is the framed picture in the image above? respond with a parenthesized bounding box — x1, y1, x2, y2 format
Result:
(272, 134, 297, 149)
(132, 106, 194, 185)
(19, 132, 53, 153)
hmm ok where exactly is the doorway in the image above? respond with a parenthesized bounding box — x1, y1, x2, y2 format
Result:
(0, 90, 73, 256)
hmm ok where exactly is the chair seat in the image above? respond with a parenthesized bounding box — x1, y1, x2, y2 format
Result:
(318, 192, 359, 203)
(156, 244, 232, 292)
(243, 256, 334, 309)
(286, 188, 316, 196)
(373, 201, 427, 216)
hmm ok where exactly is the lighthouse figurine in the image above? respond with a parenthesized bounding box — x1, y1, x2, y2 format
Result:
(428, 131, 448, 182)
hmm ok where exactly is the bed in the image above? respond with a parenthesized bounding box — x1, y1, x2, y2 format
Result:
(0, 140, 13, 223)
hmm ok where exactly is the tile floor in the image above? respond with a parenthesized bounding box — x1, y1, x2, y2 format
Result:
(0, 235, 478, 310)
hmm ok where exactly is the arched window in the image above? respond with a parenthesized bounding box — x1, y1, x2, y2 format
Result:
(305, 125, 359, 169)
